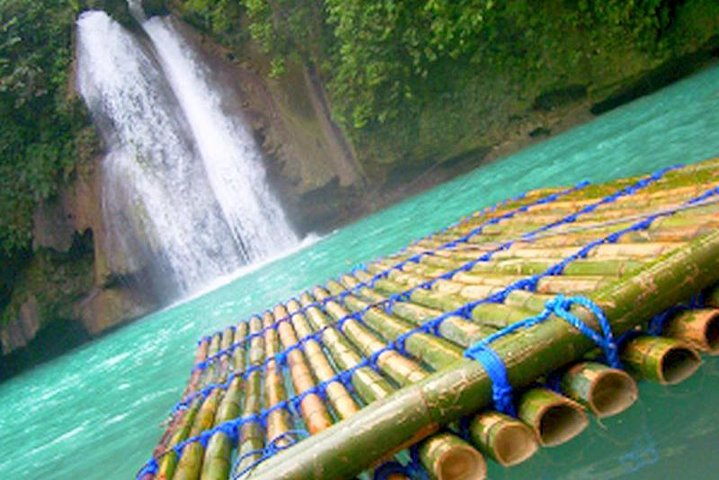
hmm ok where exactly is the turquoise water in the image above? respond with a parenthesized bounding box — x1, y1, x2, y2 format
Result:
(1, 64, 719, 479)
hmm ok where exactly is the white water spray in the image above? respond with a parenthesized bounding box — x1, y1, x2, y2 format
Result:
(76, 11, 297, 297)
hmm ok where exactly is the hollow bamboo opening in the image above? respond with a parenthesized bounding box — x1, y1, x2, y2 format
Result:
(706, 313, 719, 354)
(589, 369, 638, 418)
(491, 423, 538, 467)
(436, 445, 487, 480)
(538, 402, 588, 447)
(664, 309, 719, 355)
(660, 346, 702, 384)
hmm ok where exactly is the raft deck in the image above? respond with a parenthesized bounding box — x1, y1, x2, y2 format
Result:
(138, 157, 719, 480)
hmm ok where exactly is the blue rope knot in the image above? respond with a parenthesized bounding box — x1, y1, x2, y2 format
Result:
(273, 350, 288, 368)
(384, 292, 410, 313)
(338, 368, 355, 389)
(463, 293, 619, 416)
(463, 343, 517, 416)
(369, 347, 391, 367)
(198, 430, 213, 448)
(337, 311, 363, 331)
(216, 421, 239, 444)
(233, 429, 311, 478)
(547, 294, 620, 369)
(242, 364, 261, 380)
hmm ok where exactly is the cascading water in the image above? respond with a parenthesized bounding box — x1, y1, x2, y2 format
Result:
(75, 10, 297, 297)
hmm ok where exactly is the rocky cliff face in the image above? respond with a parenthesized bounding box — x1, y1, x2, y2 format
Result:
(0, 154, 159, 361)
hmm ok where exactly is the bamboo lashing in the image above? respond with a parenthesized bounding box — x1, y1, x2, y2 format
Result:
(136, 159, 719, 480)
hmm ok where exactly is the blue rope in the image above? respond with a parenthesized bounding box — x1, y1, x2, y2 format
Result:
(464, 294, 619, 414)
(136, 458, 158, 478)
(231, 429, 309, 479)
(373, 461, 407, 480)
(464, 343, 517, 416)
(647, 293, 704, 336)
(406, 445, 431, 480)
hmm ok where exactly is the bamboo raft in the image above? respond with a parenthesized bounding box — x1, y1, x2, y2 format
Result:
(138, 157, 719, 480)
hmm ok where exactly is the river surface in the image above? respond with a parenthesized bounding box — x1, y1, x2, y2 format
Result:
(1, 65, 719, 479)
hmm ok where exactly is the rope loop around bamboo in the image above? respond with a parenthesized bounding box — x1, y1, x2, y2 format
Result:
(231, 430, 309, 480)
(647, 293, 705, 336)
(464, 294, 621, 415)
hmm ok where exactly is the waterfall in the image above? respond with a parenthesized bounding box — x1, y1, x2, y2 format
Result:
(75, 11, 298, 297)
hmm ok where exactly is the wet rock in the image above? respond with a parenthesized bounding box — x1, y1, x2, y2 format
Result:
(0, 297, 40, 355)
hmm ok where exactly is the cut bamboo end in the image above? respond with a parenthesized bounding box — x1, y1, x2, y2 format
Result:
(518, 388, 588, 447)
(621, 336, 702, 384)
(418, 433, 487, 480)
(468, 411, 538, 467)
(663, 308, 719, 355)
(560, 362, 638, 418)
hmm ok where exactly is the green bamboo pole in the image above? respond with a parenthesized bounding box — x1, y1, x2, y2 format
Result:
(183, 337, 211, 398)
(285, 299, 361, 419)
(371, 260, 613, 300)
(201, 334, 222, 385)
(382, 253, 645, 280)
(273, 304, 334, 434)
(262, 311, 293, 449)
(662, 308, 719, 355)
(201, 323, 249, 480)
(245, 228, 719, 479)
(235, 316, 266, 474)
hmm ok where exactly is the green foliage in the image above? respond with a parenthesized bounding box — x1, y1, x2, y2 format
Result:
(175, 0, 242, 36)
(0, 0, 92, 255)
(573, 0, 672, 46)
(168, 0, 717, 168)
